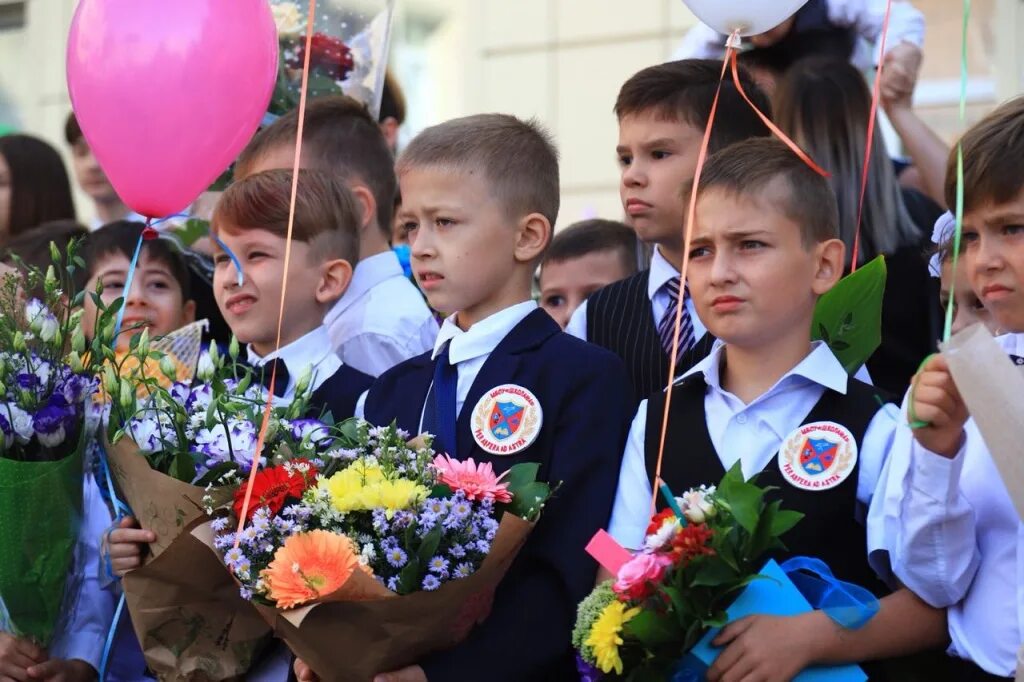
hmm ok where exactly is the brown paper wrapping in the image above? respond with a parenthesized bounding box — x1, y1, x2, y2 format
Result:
(106, 438, 272, 680)
(195, 512, 534, 682)
(940, 324, 1024, 520)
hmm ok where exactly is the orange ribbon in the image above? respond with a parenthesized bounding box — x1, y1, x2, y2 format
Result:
(235, 0, 318, 544)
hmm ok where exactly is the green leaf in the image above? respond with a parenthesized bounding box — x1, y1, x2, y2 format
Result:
(170, 219, 212, 248)
(397, 556, 421, 594)
(770, 509, 804, 537)
(690, 557, 741, 587)
(812, 255, 887, 373)
(170, 448, 197, 483)
(504, 462, 540, 493)
(622, 609, 677, 647)
(417, 524, 443, 565)
(429, 483, 453, 498)
(507, 481, 551, 521)
(193, 462, 240, 489)
(716, 469, 763, 535)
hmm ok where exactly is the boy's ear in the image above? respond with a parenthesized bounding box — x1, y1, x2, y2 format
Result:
(514, 213, 552, 264)
(315, 258, 354, 305)
(349, 185, 379, 234)
(182, 300, 197, 325)
(811, 238, 846, 295)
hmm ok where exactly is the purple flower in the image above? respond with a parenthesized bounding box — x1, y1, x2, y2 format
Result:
(33, 404, 69, 447)
(453, 562, 474, 579)
(386, 547, 408, 568)
(427, 556, 449, 576)
(170, 382, 191, 405)
(16, 373, 40, 391)
(575, 653, 603, 682)
(422, 574, 440, 591)
(290, 419, 331, 446)
(448, 543, 466, 559)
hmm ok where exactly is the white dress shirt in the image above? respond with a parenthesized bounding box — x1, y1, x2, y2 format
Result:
(607, 340, 896, 581)
(324, 251, 438, 377)
(672, 0, 926, 70)
(880, 332, 1024, 677)
(247, 325, 341, 402)
(565, 247, 707, 345)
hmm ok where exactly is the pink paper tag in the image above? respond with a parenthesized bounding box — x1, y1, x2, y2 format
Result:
(586, 529, 632, 575)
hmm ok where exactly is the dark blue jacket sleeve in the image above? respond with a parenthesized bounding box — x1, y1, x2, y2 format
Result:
(419, 355, 633, 681)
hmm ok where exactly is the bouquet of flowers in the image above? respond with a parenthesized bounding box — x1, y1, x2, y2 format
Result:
(573, 465, 803, 680)
(268, 0, 396, 119)
(0, 244, 110, 646)
(199, 419, 551, 682)
(100, 335, 336, 680)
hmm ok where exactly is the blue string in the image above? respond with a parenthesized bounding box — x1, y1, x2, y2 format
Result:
(99, 594, 126, 680)
(210, 232, 245, 287)
(112, 231, 146, 344)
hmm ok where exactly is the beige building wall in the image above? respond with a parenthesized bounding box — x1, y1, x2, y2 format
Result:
(1, 0, 1021, 227)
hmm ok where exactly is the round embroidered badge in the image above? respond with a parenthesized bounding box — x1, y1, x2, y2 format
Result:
(778, 421, 858, 491)
(470, 384, 543, 455)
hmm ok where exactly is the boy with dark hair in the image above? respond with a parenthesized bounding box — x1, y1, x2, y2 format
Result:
(539, 218, 638, 328)
(884, 96, 1024, 680)
(64, 112, 144, 229)
(296, 114, 633, 682)
(235, 95, 437, 376)
(566, 59, 771, 407)
(608, 138, 946, 680)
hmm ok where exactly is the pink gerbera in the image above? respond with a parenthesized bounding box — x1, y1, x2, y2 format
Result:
(432, 454, 513, 503)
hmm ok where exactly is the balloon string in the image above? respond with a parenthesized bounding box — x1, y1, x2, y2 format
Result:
(728, 51, 830, 178)
(943, 0, 971, 342)
(234, 0, 317, 543)
(112, 224, 147, 343)
(650, 47, 732, 513)
(851, 0, 893, 272)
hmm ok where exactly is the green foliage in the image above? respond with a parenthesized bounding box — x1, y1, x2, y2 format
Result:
(812, 255, 887, 373)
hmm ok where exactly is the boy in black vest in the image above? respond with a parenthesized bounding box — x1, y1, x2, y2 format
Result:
(606, 139, 947, 680)
(565, 59, 771, 407)
(296, 114, 633, 682)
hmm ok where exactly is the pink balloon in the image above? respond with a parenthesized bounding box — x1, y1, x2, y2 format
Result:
(67, 0, 278, 218)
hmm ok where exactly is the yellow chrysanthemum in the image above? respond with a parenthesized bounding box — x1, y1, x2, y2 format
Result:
(584, 601, 640, 675)
(375, 478, 429, 518)
(320, 463, 386, 512)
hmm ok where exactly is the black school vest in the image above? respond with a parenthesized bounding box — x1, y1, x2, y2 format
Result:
(587, 271, 715, 407)
(644, 374, 889, 596)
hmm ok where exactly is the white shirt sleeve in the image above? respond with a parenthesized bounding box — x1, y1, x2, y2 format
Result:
(827, 0, 925, 63)
(607, 402, 654, 551)
(672, 22, 728, 60)
(354, 389, 368, 420)
(48, 474, 116, 671)
(565, 300, 589, 342)
(858, 404, 899, 583)
(338, 327, 435, 378)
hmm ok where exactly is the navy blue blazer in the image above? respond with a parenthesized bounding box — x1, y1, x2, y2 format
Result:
(308, 364, 374, 422)
(364, 309, 633, 681)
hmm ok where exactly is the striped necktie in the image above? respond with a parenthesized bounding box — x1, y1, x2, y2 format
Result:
(657, 276, 696, 361)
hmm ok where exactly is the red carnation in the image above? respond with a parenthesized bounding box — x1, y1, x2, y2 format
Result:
(669, 523, 715, 565)
(646, 508, 678, 536)
(288, 33, 355, 81)
(233, 459, 318, 521)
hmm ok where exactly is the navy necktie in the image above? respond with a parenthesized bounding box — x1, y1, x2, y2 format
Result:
(423, 344, 458, 458)
(259, 358, 290, 398)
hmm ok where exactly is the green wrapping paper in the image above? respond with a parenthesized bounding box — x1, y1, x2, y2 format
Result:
(0, 449, 83, 645)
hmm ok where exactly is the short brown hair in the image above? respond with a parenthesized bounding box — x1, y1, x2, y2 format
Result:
(213, 169, 360, 266)
(689, 138, 839, 247)
(615, 59, 772, 154)
(946, 96, 1024, 212)
(235, 95, 397, 236)
(542, 219, 638, 275)
(397, 114, 560, 227)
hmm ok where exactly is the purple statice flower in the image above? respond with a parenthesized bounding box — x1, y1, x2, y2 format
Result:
(452, 562, 474, 579)
(385, 547, 408, 568)
(576, 653, 603, 682)
(421, 574, 440, 591)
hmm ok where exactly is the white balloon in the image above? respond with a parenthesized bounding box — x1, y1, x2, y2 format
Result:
(680, 0, 811, 38)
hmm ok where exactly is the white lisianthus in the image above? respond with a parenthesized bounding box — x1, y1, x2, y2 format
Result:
(5, 404, 33, 444)
(196, 352, 215, 381)
(272, 2, 306, 37)
(676, 485, 717, 525)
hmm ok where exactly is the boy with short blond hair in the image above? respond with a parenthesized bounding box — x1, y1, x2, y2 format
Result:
(236, 95, 438, 377)
(608, 138, 946, 680)
(885, 96, 1024, 680)
(295, 114, 633, 682)
(566, 59, 771, 407)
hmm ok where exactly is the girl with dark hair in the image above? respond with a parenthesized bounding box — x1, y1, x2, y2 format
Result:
(0, 134, 77, 243)
(775, 57, 944, 395)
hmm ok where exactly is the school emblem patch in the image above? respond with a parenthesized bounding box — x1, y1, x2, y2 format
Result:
(471, 384, 542, 455)
(779, 421, 857, 491)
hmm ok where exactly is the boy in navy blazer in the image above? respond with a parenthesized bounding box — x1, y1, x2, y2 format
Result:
(296, 115, 633, 682)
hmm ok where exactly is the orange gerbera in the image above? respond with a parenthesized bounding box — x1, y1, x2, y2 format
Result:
(261, 530, 360, 609)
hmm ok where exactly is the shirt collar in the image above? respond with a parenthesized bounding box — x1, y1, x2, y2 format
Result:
(432, 301, 538, 365)
(647, 247, 681, 301)
(682, 339, 849, 396)
(247, 324, 334, 375)
(325, 251, 404, 322)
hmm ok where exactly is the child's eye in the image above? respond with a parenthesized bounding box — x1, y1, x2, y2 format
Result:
(1004, 224, 1024, 236)
(740, 240, 767, 251)
(213, 254, 231, 266)
(435, 218, 455, 228)
(248, 251, 269, 261)
(689, 246, 711, 259)
(651, 150, 670, 160)
(103, 279, 125, 291)
(617, 154, 632, 168)
(150, 280, 169, 290)
(543, 295, 565, 308)
(402, 221, 418, 235)
(961, 229, 979, 245)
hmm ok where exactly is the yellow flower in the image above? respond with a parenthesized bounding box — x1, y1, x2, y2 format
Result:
(376, 479, 429, 518)
(320, 463, 386, 512)
(584, 601, 640, 675)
